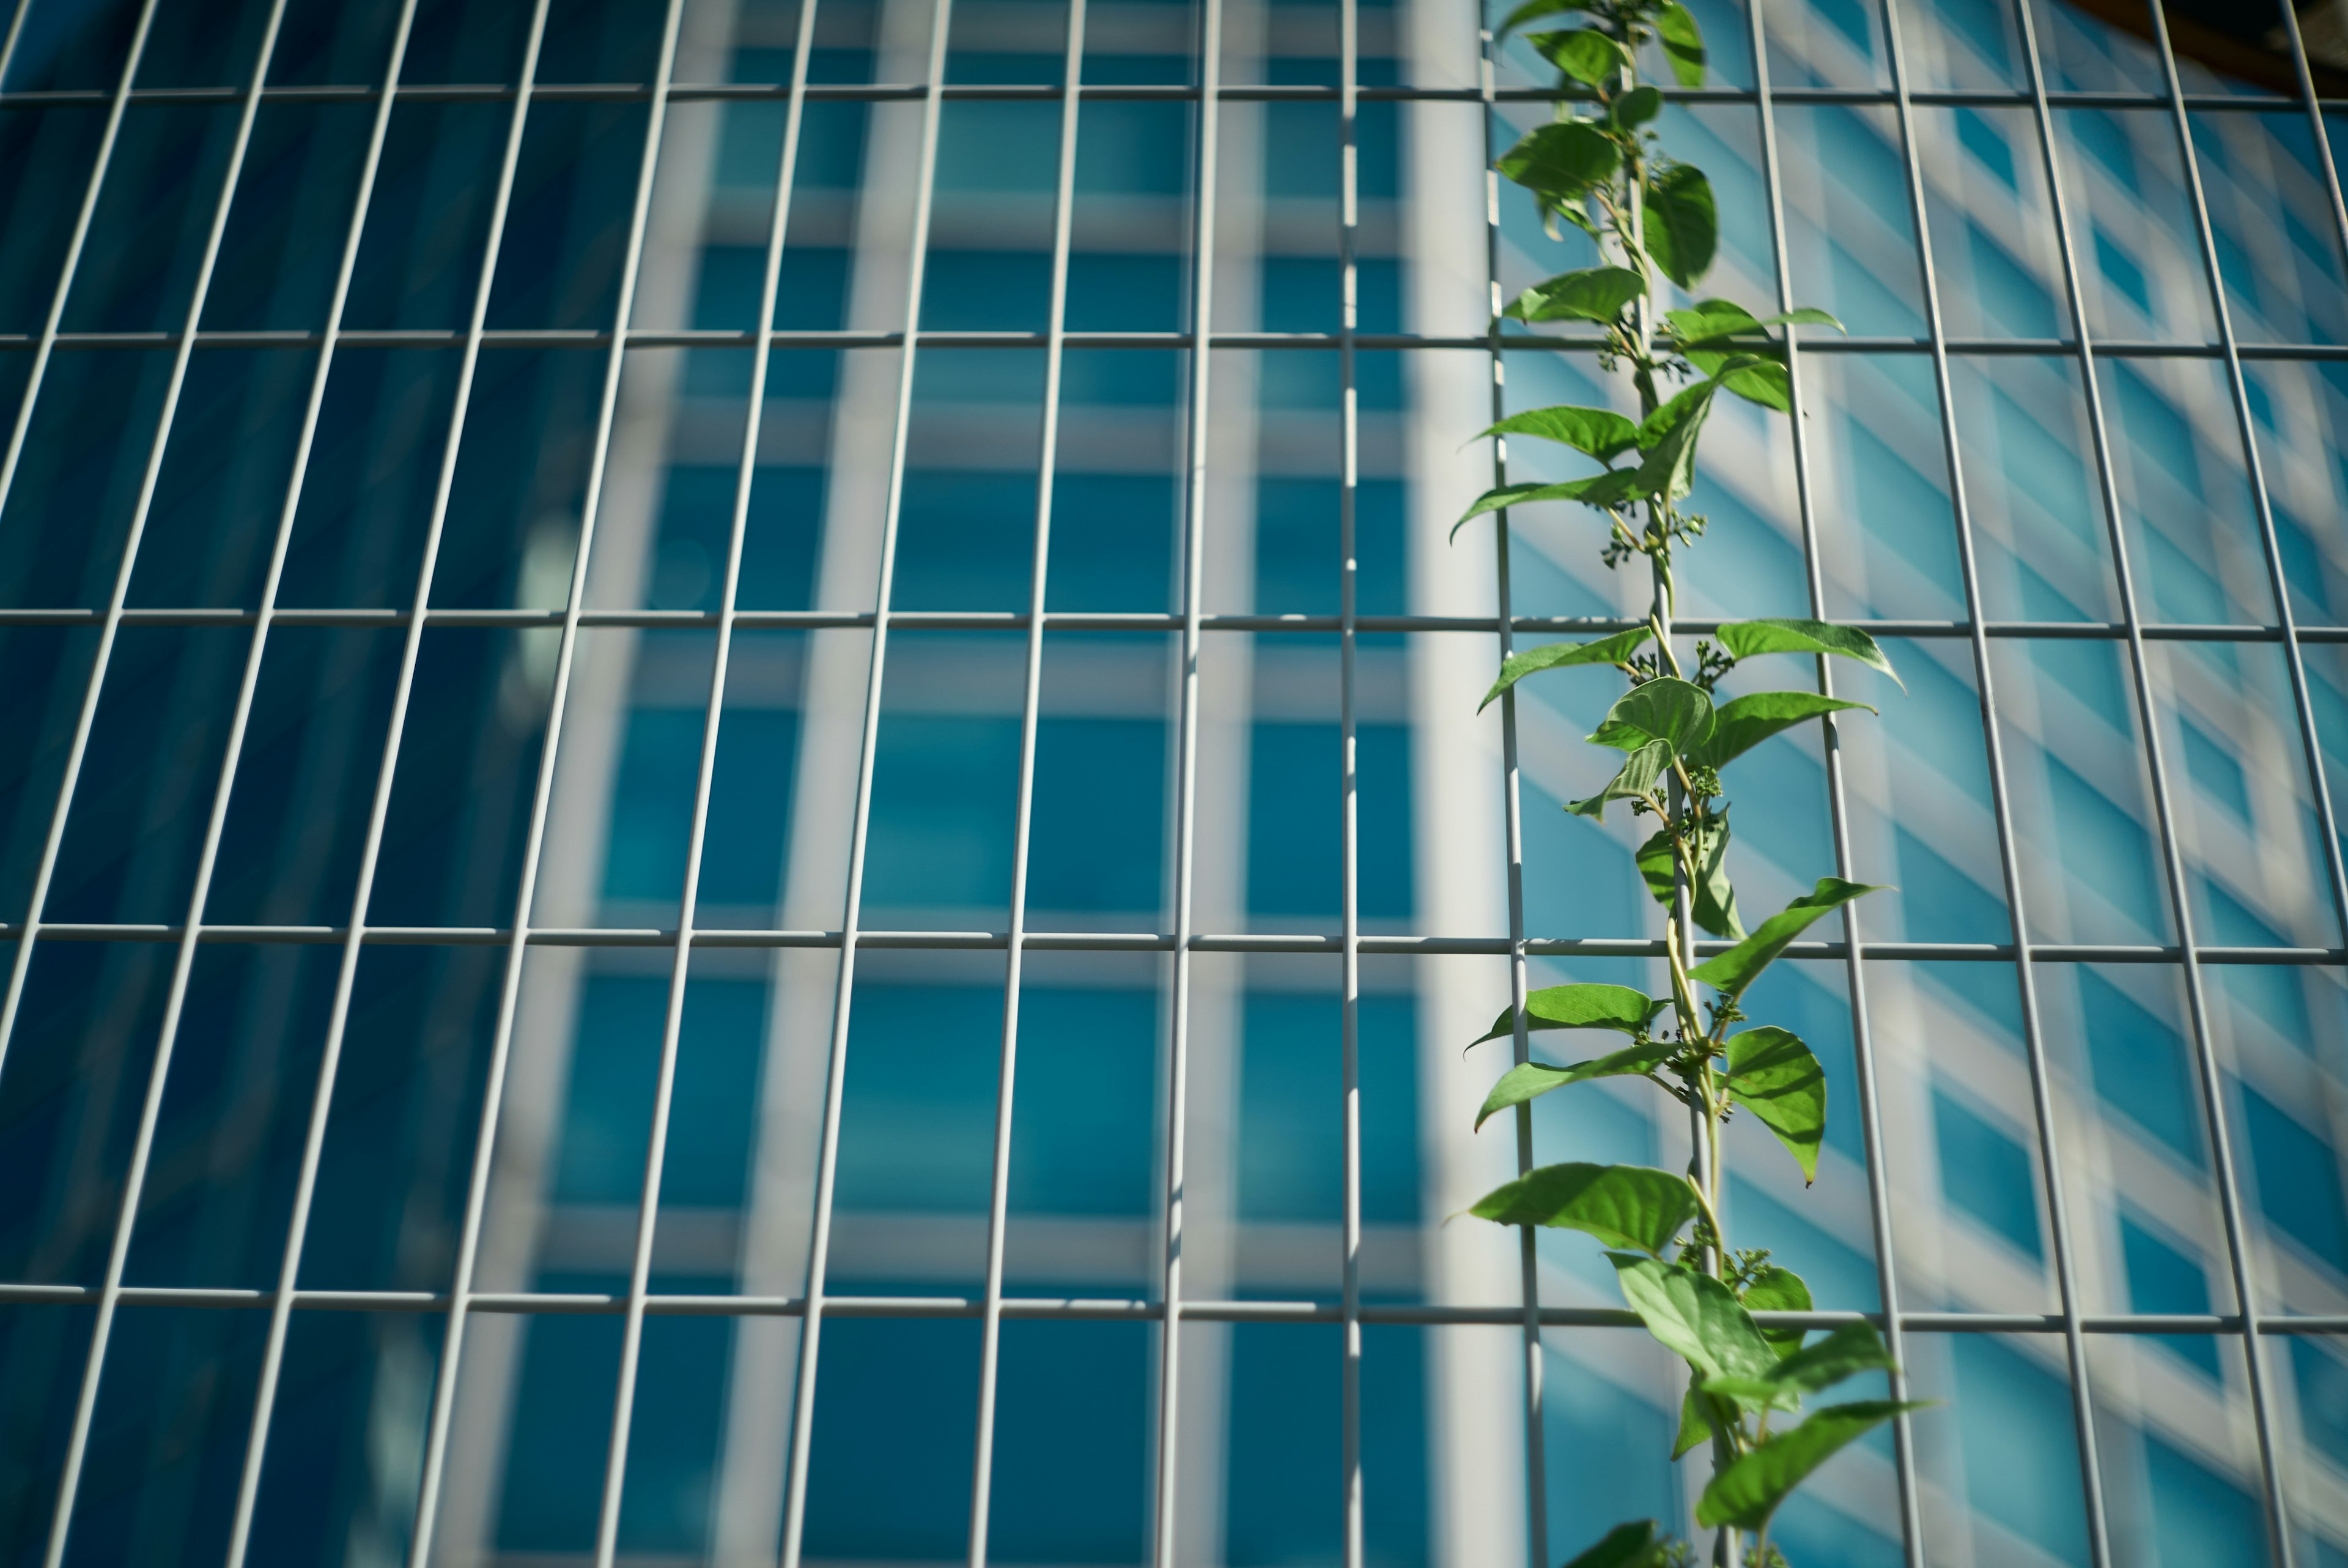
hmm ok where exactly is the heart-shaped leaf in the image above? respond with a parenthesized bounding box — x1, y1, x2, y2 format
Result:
(1560, 1519, 1676, 1568)
(1631, 379, 1719, 501)
(1724, 1026, 1827, 1183)
(1482, 628, 1653, 711)
(1499, 120, 1622, 202)
(1470, 1163, 1699, 1257)
(1532, 27, 1634, 84)
(1496, 0, 1594, 39)
(1591, 676, 1715, 754)
(1475, 1041, 1677, 1129)
(1612, 84, 1663, 130)
(1689, 878, 1881, 1001)
(1471, 981, 1669, 1047)
(1642, 163, 1717, 288)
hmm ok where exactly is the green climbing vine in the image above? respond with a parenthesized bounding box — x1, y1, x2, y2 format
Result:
(1463, 3, 1930, 1564)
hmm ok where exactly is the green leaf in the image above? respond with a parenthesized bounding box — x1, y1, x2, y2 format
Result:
(1504, 265, 1648, 325)
(1703, 1322, 1898, 1407)
(1718, 359, 1791, 411)
(1686, 690, 1874, 770)
(1560, 1519, 1674, 1568)
(1689, 878, 1882, 1001)
(1471, 404, 1641, 462)
(1695, 1401, 1930, 1531)
(1612, 84, 1663, 130)
(1634, 814, 1743, 940)
(1740, 1264, 1814, 1358)
(1495, 0, 1592, 39)
(1470, 981, 1669, 1047)
(1497, 120, 1621, 202)
(1452, 469, 1641, 538)
(1716, 617, 1902, 687)
(1666, 300, 1841, 348)
(1608, 1254, 1779, 1385)
(1474, 1042, 1676, 1130)
(1724, 1026, 1828, 1183)
(1656, 1, 1705, 87)
(1631, 379, 1719, 501)
(1642, 163, 1718, 289)
(1567, 737, 1671, 819)
(1482, 628, 1652, 712)
(1531, 27, 1634, 84)
(1673, 1383, 1719, 1459)
(1470, 1163, 1699, 1256)
(1590, 676, 1715, 754)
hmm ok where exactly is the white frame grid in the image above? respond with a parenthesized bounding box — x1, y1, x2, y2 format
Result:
(3, 1, 2348, 1566)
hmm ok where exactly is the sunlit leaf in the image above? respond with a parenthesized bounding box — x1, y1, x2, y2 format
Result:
(1641, 163, 1716, 287)
(1591, 676, 1715, 754)
(1475, 1042, 1676, 1130)
(1718, 359, 1791, 411)
(1702, 1322, 1897, 1406)
(1634, 815, 1742, 939)
(1470, 1162, 1700, 1256)
(1716, 617, 1901, 686)
(1695, 1401, 1930, 1531)
(1686, 690, 1873, 770)
(1724, 1026, 1827, 1184)
(1504, 265, 1648, 325)
(1498, 120, 1621, 202)
(1532, 27, 1634, 84)
(1688, 878, 1881, 1001)
(1470, 981, 1670, 1047)
(1452, 469, 1642, 538)
(1568, 737, 1672, 819)
(1631, 378, 1718, 500)
(1471, 404, 1642, 462)
(1482, 628, 1653, 712)
(1673, 1383, 1720, 1459)
(1608, 1254, 1779, 1386)
(1740, 1264, 1814, 1359)
(1656, 1, 1705, 87)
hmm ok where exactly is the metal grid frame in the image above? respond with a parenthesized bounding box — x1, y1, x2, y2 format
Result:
(3, 0, 2348, 1565)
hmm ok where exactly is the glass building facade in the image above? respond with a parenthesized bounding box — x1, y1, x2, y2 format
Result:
(3, 0, 2348, 1564)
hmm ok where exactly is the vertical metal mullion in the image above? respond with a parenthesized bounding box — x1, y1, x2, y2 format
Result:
(209, 1, 429, 1560)
(1877, 4, 2114, 1564)
(26, 2, 295, 1561)
(1475, 21, 1547, 1568)
(2136, 3, 2308, 1558)
(586, 0, 808, 1561)
(1336, 0, 1363, 1562)
(386, 0, 616, 1555)
(2278, 0, 2348, 289)
(964, 0, 1087, 1561)
(0, 0, 166, 1082)
(774, 0, 955, 1559)
(1744, 9, 1926, 1563)
(1151, 0, 1220, 1555)
(2154, 21, 2348, 952)
(0, 0, 37, 93)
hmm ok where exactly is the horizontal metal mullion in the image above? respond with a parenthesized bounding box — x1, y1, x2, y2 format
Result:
(8, 606, 2348, 647)
(2, 921, 2337, 966)
(0, 81, 2331, 112)
(0, 1282, 2339, 1334)
(9, 328, 2348, 363)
